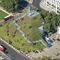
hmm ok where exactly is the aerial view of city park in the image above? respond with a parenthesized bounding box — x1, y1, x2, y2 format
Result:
(1, 0, 60, 60)
(0, 0, 60, 56)
(0, 5, 46, 54)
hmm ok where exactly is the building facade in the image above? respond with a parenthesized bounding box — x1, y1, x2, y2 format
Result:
(45, 0, 60, 14)
(26, 0, 60, 14)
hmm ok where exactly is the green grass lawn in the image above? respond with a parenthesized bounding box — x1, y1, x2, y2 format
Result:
(17, 15, 43, 41)
(0, 10, 8, 20)
(0, 20, 45, 53)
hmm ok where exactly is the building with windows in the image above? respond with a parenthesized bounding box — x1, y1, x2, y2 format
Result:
(40, 0, 60, 14)
(26, 0, 60, 14)
(46, 0, 60, 13)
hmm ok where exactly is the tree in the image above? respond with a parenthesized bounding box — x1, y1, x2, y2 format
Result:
(0, 0, 18, 12)
(44, 13, 52, 32)
(50, 16, 57, 32)
(9, 40, 12, 45)
(40, 9, 48, 19)
(43, 11, 60, 33)
(57, 14, 60, 26)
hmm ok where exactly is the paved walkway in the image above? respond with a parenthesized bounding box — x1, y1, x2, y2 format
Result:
(0, 6, 29, 42)
(0, 38, 30, 60)
(33, 40, 47, 47)
(0, 7, 10, 14)
(27, 41, 60, 59)
(13, 13, 31, 43)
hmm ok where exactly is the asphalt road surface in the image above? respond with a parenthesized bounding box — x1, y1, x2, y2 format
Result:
(0, 39, 30, 60)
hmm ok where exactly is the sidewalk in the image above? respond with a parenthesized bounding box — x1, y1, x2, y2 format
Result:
(0, 38, 30, 60)
(0, 7, 9, 14)
(27, 41, 60, 59)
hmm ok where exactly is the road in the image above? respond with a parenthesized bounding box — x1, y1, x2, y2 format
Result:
(0, 38, 30, 60)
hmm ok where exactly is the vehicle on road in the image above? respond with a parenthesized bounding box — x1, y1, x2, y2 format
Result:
(0, 45, 5, 52)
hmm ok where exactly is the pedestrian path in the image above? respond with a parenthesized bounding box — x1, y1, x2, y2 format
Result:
(0, 38, 30, 60)
(27, 41, 60, 59)
(13, 12, 31, 43)
(0, 7, 10, 14)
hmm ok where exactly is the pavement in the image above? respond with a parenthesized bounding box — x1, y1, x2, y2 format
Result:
(27, 41, 60, 59)
(0, 38, 30, 60)
(0, 7, 10, 14)
(0, 51, 11, 60)
(0, 6, 31, 60)
(13, 13, 31, 43)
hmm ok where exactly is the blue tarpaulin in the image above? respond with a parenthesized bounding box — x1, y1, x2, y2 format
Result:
(48, 40, 53, 43)
(48, 43, 52, 47)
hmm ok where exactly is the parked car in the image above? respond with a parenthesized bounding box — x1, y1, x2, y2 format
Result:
(0, 45, 5, 52)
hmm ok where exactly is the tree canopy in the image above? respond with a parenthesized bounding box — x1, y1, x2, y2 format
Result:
(0, 0, 18, 12)
(40, 10, 60, 33)
(0, 0, 27, 12)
